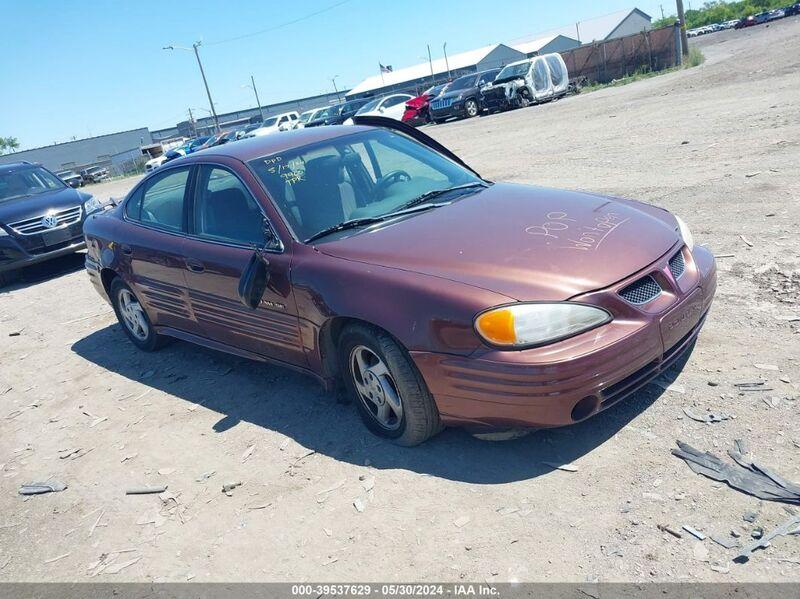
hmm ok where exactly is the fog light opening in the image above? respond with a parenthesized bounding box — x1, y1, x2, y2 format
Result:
(571, 395, 599, 422)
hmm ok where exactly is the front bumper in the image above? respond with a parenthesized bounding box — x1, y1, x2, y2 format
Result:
(0, 227, 86, 273)
(411, 245, 717, 430)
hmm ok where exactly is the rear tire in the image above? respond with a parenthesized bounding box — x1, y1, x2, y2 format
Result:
(110, 278, 170, 352)
(338, 323, 442, 446)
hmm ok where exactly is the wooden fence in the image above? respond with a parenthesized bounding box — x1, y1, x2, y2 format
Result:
(560, 25, 681, 84)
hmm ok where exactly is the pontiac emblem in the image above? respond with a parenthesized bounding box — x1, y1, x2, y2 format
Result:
(41, 214, 59, 229)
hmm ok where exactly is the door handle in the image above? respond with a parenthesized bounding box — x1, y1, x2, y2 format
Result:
(185, 259, 205, 273)
(120, 244, 132, 256)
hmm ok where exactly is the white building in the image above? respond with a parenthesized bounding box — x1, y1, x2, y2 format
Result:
(346, 43, 526, 98)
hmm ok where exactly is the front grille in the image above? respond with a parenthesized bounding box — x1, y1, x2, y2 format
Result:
(8, 206, 82, 235)
(669, 249, 685, 280)
(619, 275, 662, 305)
(431, 98, 454, 110)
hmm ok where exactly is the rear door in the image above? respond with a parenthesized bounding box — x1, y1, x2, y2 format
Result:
(120, 165, 198, 333)
(181, 162, 306, 367)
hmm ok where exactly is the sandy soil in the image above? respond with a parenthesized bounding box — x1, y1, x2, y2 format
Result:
(1, 18, 798, 583)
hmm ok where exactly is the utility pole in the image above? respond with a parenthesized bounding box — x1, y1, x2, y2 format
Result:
(250, 75, 264, 121)
(188, 108, 198, 137)
(330, 75, 342, 103)
(427, 44, 435, 85)
(443, 42, 451, 80)
(575, 22, 581, 42)
(676, 0, 689, 56)
(163, 42, 221, 133)
(660, 4, 665, 20)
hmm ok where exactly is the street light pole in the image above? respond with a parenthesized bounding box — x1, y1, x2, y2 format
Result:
(250, 75, 264, 121)
(443, 42, 450, 80)
(427, 44, 434, 85)
(163, 42, 221, 133)
(330, 75, 342, 103)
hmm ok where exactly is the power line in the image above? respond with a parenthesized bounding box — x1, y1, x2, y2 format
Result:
(205, 0, 354, 46)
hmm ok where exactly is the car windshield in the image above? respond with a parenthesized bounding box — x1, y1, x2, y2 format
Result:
(189, 136, 210, 149)
(248, 129, 483, 242)
(496, 62, 530, 80)
(341, 100, 364, 112)
(0, 166, 65, 203)
(260, 117, 278, 127)
(447, 75, 476, 91)
(355, 98, 382, 114)
(315, 106, 336, 119)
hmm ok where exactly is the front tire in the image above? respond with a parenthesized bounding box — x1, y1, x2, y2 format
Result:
(110, 278, 169, 351)
(338, 324, 442, 446)
(464, 99, 479, 118)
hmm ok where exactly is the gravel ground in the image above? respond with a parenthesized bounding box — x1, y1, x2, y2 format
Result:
(1, 18, 798, 583)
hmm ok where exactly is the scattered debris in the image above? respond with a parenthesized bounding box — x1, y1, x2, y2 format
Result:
(453, 516, 471, 528)
(753, 363, 780, 371)
(196, 471, 216, 482)
(683, 525, 706, 540)
(745, 172, 761, 178)
(120, 453, 138, 463)
(751, 527, 764, 539)
(88, 509, 106, 537)
(222, 481, 242, 496)
(672, 440, 800, 503)
(44, 552, 71, 564)
(743, 510, 759, 523)
(710, 564, 730, 574)
(157, 468, 175, 476)
(711, 534, 739, 549)
(126, 486, 168, 495)
(735, 514, 800, 562)
(658, 523, 682, 538)
(241, 445, 256, 463)
(542, 462, 578, 472)
(19, 481, 67, 495)
(682, 407, 732, 423)
(103, 556, 141, 574)
(353, 498, 366, 513)
(740, 235, 754, 247)
(322, 557, 338, 566)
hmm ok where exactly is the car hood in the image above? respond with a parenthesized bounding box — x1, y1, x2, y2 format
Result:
(318, 183, 680, 301)
(0, 186, 89, 224)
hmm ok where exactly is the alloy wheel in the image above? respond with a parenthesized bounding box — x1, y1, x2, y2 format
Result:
(118, 288, 149, 341)
(465, 100, 478, 117)
(349, 345, 403, 430)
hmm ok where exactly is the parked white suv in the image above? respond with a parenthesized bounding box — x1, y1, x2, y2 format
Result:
(480, 53, 569, 112)
(343, 94, 414, 125)
(246, 111, 300, 137)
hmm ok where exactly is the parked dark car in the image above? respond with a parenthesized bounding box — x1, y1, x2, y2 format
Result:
(429, 69, 500, 123)
(306, 99, 372, 127)
(83, 117, 715, 446)
(735, 15, 757, 28)
(80, 166, 109, 184)
(0, 162, 107, 285)
(784, 3, 800, 17)
(56, 170, 83, 188)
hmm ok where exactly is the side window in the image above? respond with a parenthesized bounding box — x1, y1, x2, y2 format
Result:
(289, 114, 298, 120)
(192, 166, 265, 245)
(533, 59, 549, 91)
(139, 168, 189, 232)
(124, 186, 144, 220)
(367, 137, 449, 184)
(279, 116, 288, 124)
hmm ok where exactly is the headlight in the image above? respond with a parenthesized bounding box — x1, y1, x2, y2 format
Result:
(674, 215, 694, 250)
(83, 196, 103, 215)
(475, 303, 612, 349)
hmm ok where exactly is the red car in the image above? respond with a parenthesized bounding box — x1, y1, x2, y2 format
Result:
(402, 83, 449, 126)
(84, 117, 716, 445)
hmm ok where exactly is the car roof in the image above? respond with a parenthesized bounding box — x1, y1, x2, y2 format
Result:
(186, 124, 376, 162)
(0, 162, 35, 173)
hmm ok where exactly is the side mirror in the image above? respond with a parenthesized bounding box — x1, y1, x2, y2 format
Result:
(238, 252, 270, 309)
(378, 106, 385, 112)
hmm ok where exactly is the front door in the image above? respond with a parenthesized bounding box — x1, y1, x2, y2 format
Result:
(181, 164, 306, 367)
(120, 165, 198, 333)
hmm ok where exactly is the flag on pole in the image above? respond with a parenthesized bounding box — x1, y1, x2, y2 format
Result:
(379, 63, 393, 73)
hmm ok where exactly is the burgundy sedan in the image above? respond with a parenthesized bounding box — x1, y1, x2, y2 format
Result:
(83, 117, 716, 445)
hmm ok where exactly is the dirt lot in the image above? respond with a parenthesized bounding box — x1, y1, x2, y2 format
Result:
(1, 18, 798, 583)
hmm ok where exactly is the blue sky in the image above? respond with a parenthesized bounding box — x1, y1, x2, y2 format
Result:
(0, 0, 668, 150)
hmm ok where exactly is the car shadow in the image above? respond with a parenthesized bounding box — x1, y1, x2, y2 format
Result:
(1, 251, 86, 292)
(71, 324, 682, 484)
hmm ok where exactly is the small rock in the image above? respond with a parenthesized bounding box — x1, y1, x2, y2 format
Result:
(453, 516, 471, 528)
(751, 527, 764, 539)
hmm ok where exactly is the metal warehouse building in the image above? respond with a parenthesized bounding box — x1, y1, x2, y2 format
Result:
(346, 44, 527, 99)
(0, 128, 152, 174)
(512, 34, 581, 58)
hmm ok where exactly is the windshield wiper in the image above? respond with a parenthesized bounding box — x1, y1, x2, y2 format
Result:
(304, 202, 451, 244)
(393, 181, 489, 213)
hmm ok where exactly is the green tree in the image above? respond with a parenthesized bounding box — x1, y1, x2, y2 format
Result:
(0, 136, 20, 155)
(653, 0, 788, 29)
